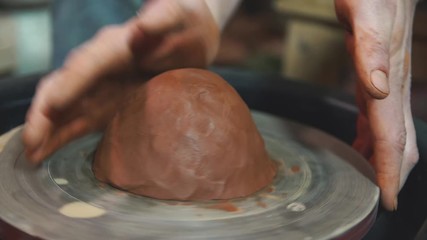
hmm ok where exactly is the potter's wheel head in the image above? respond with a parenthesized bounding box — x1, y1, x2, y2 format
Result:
(0, 111, 379, 240)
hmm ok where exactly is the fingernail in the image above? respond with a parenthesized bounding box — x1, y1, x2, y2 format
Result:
(370, 70, 390, 96)
(393, 197, 398, 211)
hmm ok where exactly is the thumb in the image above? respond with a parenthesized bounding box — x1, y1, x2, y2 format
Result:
(336, 0, 395, 99)
(353, 27, 391, 99)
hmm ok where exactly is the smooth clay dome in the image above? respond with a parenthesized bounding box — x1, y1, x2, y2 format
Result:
(93, 68, 277, 200)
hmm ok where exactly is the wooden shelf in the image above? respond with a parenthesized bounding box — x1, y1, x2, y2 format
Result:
(274, 0, 338, 22)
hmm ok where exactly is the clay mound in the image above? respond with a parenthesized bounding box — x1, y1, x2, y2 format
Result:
(93, 68, 277, 200)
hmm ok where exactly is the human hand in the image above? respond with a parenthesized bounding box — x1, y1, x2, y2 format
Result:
(335, 0, 419, 210)
(23, 0, 220, 164)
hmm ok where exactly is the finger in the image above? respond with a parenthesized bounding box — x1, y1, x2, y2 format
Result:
(400, 94, 418, 190)
(23, 76, 59, 159)
(51, 24, 139, 110)
(382, 0, 417, 199)
(367, 83, 405, 211)
(399, 2, 419, 189)
(24, 23, 137, 144)
(25, 78, 137, 163)
(24, 94, 82, 163)
(23, 108, 52, 162)
(138, 28, 207, 71)
(337, 0, 395, 99)
(399, 50, 419, 189)
(353, 15, 392, 99)
(29, 117, 91, 163)
(23, 24, 140, 161)
(353, 84, 373, 157)
(134, 0, 219, 70)
(23, 70, 89, 160)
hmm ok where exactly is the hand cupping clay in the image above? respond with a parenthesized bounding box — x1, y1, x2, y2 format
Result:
(93, 68, 277, 200)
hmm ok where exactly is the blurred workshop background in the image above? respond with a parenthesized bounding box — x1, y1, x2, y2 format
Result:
(0, 0, 426, 120)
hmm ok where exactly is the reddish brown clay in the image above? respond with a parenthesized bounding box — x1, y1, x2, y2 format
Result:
(207, 202, 240, 212)
(291, 165, 300, 173)
(93, 68, 277, 200)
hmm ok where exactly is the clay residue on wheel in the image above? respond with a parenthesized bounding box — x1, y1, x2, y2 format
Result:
(59, 202, 105, 219)
(206, 202, 240, 212)
(291, 165, 301, 173)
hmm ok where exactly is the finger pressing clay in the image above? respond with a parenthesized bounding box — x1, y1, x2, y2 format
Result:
(93, 68, 277, 200)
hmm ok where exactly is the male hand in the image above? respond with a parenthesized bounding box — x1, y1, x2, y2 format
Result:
(23, 0, 220, 164)
(335, 0, 419, 210)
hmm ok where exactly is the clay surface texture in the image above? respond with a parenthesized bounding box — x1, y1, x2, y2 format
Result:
(93, 68, 277, 200)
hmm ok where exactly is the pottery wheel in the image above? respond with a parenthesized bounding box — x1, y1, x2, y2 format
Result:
(0, 111, 379, 240)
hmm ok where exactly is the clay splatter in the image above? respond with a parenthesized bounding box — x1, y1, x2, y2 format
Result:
(59, 202, 106, 218)
(207, 202, 240, 212)
(54, 178, 69, 185)
(260, 193, 281, 200)
(256, 201, 267, 208)
(291, 165, 300, 173)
